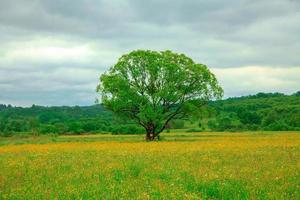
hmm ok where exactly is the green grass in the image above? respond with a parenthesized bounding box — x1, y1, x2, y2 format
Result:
(0, 131, 288, 146)
(0, 131, 299, 199)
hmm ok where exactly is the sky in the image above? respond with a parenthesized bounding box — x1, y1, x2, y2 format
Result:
(0, 0, 299, 106)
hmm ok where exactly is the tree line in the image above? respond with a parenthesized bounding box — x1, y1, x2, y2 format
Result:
(0, 91, 299, 136)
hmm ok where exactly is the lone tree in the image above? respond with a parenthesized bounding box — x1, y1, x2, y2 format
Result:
(97, 50, 223, 141)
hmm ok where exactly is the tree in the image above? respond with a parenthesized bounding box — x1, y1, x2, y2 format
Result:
(97, 50, 223, 140)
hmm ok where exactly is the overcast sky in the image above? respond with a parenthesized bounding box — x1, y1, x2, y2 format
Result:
(0, 0, 299, 106)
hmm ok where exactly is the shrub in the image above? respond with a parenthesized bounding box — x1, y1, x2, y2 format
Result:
(111, 125, 145, 134)
(186, 128, 203, 132)
(0, 130, 12, 137)
(265, 121, 290, 131)
(38, 124, 58, 134)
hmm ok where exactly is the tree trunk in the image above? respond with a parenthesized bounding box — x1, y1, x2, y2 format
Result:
(145, 128, 155, 141)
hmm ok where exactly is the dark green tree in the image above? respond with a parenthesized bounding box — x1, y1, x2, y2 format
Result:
(97, 50, 223, 140)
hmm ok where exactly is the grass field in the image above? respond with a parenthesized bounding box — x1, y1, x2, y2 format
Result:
(0, 132, 299, 199)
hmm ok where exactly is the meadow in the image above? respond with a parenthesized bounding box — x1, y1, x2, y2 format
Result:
(0, 131, 299, 199)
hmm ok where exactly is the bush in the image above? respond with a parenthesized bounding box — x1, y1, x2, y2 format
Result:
(186, 128, 203, 132)
(0, 130, 12, 137)
(265, 121, 290, 131)
(54, 123, 68, 134)
(68, 122, 84, 134)
(111, 125, 145, 134)
(38, 124, 58, 134)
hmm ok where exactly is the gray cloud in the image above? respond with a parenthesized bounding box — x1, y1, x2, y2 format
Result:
(0, 0, 299, 106)
(212, 66, 300, 97)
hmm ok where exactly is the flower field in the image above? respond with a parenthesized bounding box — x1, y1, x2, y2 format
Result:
(0, 132, 299, 199)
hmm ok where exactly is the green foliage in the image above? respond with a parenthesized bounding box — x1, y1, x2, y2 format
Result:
(186, 128, 203, 132)
(111, 124, 145, 135)
(0, 105, 115, 136)
(97, 50, 223, 140)
(205, 92, 300, 131)
(39, 124, 58, 135)
(265, 120, 290, 131)
(169, 119, 185, 129)
(0, 91, 299, 136)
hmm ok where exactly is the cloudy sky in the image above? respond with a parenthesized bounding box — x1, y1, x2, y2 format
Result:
(0, 0, 299, 106)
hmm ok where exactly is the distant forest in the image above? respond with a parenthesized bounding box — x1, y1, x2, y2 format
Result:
(1, 91, 299, 136)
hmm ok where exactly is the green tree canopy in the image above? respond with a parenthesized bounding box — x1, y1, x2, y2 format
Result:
(97, 50, 223, 140)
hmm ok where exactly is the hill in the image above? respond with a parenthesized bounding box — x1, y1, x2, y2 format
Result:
(204, 92, 300, 131)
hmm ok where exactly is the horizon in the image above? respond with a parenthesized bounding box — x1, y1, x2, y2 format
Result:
(1, 0, 300, 106)
(1, 91, 298, 108)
